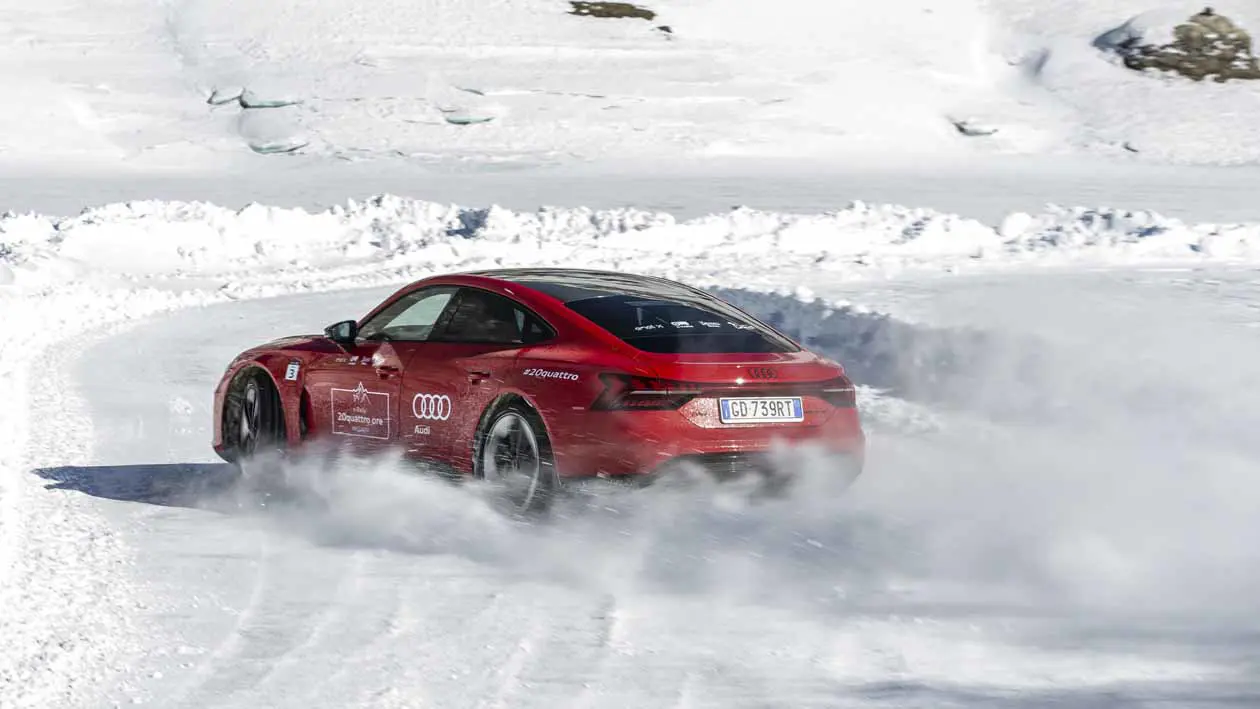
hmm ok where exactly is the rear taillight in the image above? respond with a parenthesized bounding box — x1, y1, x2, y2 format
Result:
(592, 373, 702, 411)
(817, 377, 857, 408)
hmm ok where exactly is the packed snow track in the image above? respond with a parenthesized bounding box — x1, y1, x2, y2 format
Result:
(11, 267, 1260, 708)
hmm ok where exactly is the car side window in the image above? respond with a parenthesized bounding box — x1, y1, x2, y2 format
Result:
(436, 288, 553, 345)
(357, 287, 456, 342)
(516, 309, 552, 345)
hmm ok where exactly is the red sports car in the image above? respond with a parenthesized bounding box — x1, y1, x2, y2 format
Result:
(213, 269, 865, 511)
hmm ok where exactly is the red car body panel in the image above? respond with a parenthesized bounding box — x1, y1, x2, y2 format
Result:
(213, 270, 866, 480)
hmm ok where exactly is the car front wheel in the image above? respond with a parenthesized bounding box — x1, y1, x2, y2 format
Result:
(224, 368, 287, 484)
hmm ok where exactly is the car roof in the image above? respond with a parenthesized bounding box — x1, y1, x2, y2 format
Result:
(457, 268, 712, 304)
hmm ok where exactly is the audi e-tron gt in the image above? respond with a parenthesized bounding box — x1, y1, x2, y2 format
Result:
(213, 269, 865, 511)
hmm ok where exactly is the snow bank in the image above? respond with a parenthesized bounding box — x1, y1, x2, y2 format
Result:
(3, 197, 1259, 291)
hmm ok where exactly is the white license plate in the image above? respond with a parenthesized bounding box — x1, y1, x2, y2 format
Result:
(719, 397, 804, 424)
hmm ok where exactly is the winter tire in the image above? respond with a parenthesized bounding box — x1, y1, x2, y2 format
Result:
(223, 368, 287, 485)
(475, 401, 558, 516)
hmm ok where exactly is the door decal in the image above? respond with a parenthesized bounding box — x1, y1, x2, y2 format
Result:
(331, 382, 392, 439)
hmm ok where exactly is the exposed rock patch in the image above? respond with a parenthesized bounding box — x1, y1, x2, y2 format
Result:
(568, 2, 656, 21)
(1098, 7, 1260, 82)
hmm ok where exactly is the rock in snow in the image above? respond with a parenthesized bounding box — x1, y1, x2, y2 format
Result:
(1097, 7, 1260, 82)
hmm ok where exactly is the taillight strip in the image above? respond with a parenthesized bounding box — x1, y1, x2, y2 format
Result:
(592, 372, 856, 410)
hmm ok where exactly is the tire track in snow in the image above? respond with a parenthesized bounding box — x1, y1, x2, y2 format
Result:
(478, 592, 621, 709)
(171, 536, 361, 708)
(476, 622, 543, 709)
(277, 551, 411, 707)
(220, 553, 525, 708)
(167, 529, 273, 706)
(291, 560, 618, 709)
(246, 549, 374, 688)
(560, 599, 694, 708)
(168, 544, 375, 706)
(560, 595, 623, 709)
(561, 597, 863, 708)
(340, 565, 539, 709)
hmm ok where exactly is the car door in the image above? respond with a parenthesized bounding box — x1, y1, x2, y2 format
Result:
(400, 287, 552, 473)
(303, 286, 458, 456)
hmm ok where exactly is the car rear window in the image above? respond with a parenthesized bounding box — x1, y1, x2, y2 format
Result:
(565, 295, 796, 354)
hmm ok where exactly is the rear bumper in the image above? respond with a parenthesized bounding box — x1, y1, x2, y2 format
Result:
(558, 450, 864, 505)
(653, 449, 862, 479)
(547, 405, 865, 479)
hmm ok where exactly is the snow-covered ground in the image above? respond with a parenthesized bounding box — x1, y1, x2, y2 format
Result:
(5, 0, 1260, 704)
(4, 0, 1260, 170)
(4, 197, 1260, 707)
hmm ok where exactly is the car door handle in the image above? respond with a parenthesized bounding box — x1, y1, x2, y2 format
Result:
(466, 369, 492, 383)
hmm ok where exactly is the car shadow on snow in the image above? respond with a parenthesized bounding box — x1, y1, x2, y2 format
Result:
(33, 463, 240, 508)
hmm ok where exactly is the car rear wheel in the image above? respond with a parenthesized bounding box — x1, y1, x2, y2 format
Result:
(224, 368, 287, 482)
(476, 402, 557, 515)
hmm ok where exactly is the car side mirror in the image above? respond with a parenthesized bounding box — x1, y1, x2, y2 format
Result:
(324, 320, 358, 344)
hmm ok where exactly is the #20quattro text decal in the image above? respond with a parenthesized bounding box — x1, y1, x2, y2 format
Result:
(523, 368, 579, 381)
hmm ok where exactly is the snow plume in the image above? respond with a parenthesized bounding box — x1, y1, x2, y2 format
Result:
(172, 283, 1260, 629)
(202, 398, 1260, 625)
(735, 285, 1260, 617)
(202, 444, 883, 613)
(156, 277, 1260, 631)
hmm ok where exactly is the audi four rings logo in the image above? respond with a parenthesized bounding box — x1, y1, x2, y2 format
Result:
(412, 393, 453, 421)
(747, 367, 778, 379)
